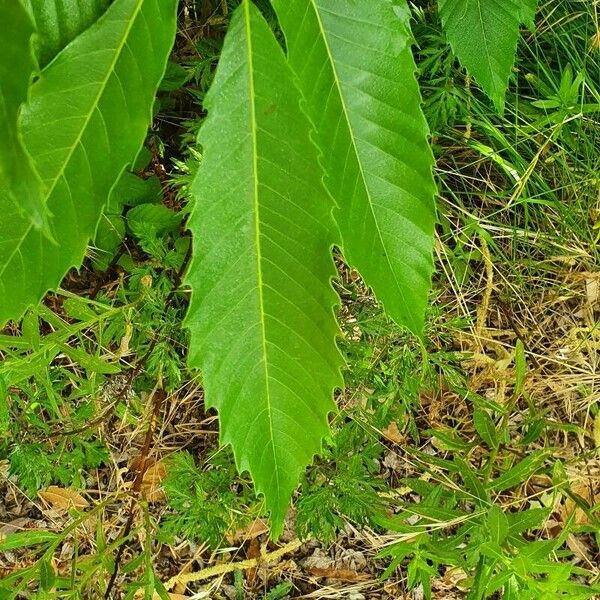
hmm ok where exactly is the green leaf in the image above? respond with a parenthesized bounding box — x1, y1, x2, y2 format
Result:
(127, 203, 182, 258)
(0, 0, 48, 232)
(489, 450, 549, 492)
(487, 505, 509, 545)
(92, 213, 125, 271)
(518, 537, 561, 561)
(0, 0, 178, 326)
(59, 344, 121, 375)
(0, 375, 9, 435)
(265, 582, 294, 600)
(184, 0, 343, 534)
(519, 0, 538, 30)
(109, 172, 162, 211)
(438, 0, 532, 111)
(403, 504, 464, 522)
(502, 576, 521, 600)
(94, 171, 162, 268)
(22, 0, 110, 68)
(473, 407, 498, 448)
(507, 508, 550, 536)
(427, 426, 473, 451)
(127, 204, 182, 240)
(271, 0, 437, 335)
(478, 541, 504, 561)
(0, 530, 58, 551)
(39, 558, 56, 591)
(514, 339, 526, 396)
(454, 458, 490, 504)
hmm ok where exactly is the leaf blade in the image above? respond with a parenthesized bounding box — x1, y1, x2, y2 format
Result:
(0, 0, 178, 325)
(438, 0, 534, 111)
(0, 0, 47, 232)
(271, 0, 437, 335)
(489, 450, 550, 492)
(22, 0, 110, 68)
(519, 0, 538, 30)
(185, 0, 343, 533)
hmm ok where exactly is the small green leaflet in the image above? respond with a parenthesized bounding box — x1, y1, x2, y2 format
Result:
(185, 0, 343, 534)
(454, 457, 489, 504)
(514, 338, 526, 396)
(0, 530, 58, 551)
(0, 0, 48, 232)
(487, 505, 509, 545)
(22, 0, 110, 68)
(473, 407, 498, 448)
(506, 508, 549, 536)
(0, 0, 178, 326)
(503, 576, 521, 599)
(489, 450, 550, 491)
(271, 0, 437, 336)
(39, 558, 56, 592)
(438, 0, 538, 111)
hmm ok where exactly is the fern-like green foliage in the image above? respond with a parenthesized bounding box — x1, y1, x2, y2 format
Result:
(438, 0, 538, 111)
(0, 0, 178, 326)
(22, 0, 110, 68)
(271, 0, 437, 335)
(185, 0, 344, 535)
(0, 0, 47, 232)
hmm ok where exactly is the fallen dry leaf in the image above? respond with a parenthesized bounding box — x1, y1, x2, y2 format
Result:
(561, 482, 599, 526)
(382, 421, 405, 444)
(585, 277, 599, 310)
(38, 486, 89, 512)
(245, 535, 261, 586)
(566, 533, 593, 565)
(141, 461, 168, 503)
(227, 518, 270, 544)
(135, 592, 190, 600)
(0, 518, 31, 537)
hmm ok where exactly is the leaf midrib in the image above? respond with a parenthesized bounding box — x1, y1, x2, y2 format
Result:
(308, 0, 414, 330)
(243, 0, 280, 500)
(0, 0, 144, 282)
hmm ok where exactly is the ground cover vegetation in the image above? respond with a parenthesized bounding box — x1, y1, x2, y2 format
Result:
(0, 0, 599, 597)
